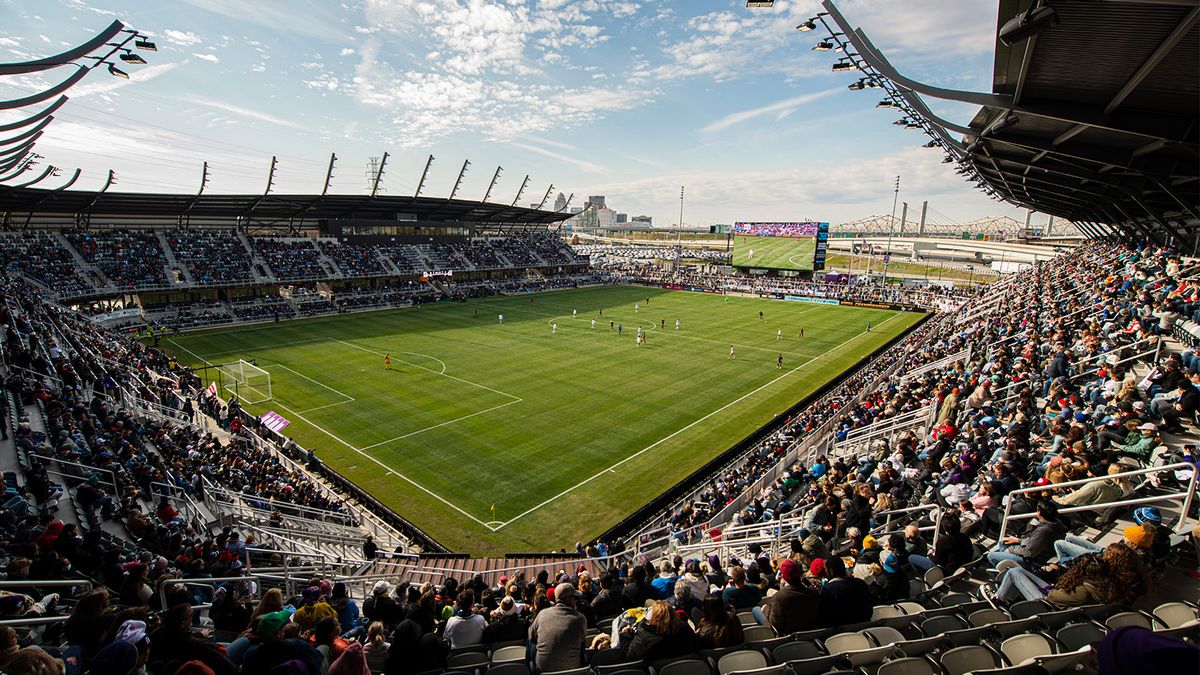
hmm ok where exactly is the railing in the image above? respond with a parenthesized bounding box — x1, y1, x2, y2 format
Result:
(870, 503, 943, 550)
(900, 346, 971, 382)
(997, 462, 1197, 541)
(29, 453, 119, 495)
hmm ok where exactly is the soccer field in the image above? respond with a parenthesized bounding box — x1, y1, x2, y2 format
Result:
(732, 235, 819, 271)
(161, 285, 923, 554)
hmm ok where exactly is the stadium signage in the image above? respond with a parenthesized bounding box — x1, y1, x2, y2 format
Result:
(842, 300, 906, 311)
(421, 270, 454, 279)
(783, 295, 840, 305)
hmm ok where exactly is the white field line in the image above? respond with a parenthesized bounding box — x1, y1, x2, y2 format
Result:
(168, 336, 514, 530)
(331, 338, 521, 402)
(546, 313, 825, 359)
(267, 364, 355, 402)
(357, 399, 524, 451)
(197, 336, 333, 359)
(296, 400, 357, 414)
(491, 310, 905, 530)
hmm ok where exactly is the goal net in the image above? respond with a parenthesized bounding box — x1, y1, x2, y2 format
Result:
(219, 360, 272, 404)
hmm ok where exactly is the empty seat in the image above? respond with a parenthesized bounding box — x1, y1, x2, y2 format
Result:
(784, 654, 853, 675)
(657, 659, 712, 675)
(771, 641, 820, 664)
(542, 669, 592, 675)
(1055, 623, 1107, 652)
(894, 635, 947, 658)
(988, 617, 1042, 639)
(924, 567, 945, 587)
(486, 664, 530, 675)
(1153, 602, 1200, 629)
(969, 608, 1011, 627)
(964, 665, 1051, 675)
(742, 625, 776, 643)
(841, 644, 898, 667)
(895, 601, 928, 616)
(877, 656, 937, 675)
(873, 605, 906, 620)
(1009, 600, 1049, 620)
(1036, 608, 1086, 631)
(863, 626, 907, 647)
(940, 593, 975, 607)
(921, 614, 968, 636)
(939, 645, 1000, 675)
(823, 632, 872, 655)
(490, 645, 527, 663)
(716, 650, 767, 675)
(1000, 633, 1055, 666)
(595, 663, 646, 675)
(725, 666, 789, 675)
(1106, 612, 1155, 630)
(449, 652, 491, 669)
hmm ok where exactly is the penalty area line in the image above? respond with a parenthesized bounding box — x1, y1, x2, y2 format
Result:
(490, 311, 905, 531)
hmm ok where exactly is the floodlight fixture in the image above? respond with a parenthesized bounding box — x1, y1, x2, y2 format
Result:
(848, 79, 866, 91)
(797, 19, 817, 31)
(746, 1, 774, 7)
(942, 156, 953, 163)
(905, 121, 920, 129)
(107, 63, 129, 78)
(893, 118, 909, 126)
(999, 1, 1058, 46)
(876, 99, 899, 109)
(134, 38, 157, 51)
(923, 140, 939, 148)
(813, 41, 835, 51)
(831, 58, 856, 72)
(119, 51, 146, 64)
(988, 112, 1019, 133)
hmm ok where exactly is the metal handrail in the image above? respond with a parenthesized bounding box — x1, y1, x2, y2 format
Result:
(997, 462, 1197, 541)
(29, 453, 119, 494)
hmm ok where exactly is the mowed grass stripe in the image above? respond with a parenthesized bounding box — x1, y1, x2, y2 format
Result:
(162, 286, 922, 553)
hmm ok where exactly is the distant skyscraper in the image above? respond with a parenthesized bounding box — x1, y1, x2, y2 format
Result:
(587, 195, 606, 209)
(553, 192, 567, 211)
(616, 213, 628, 223)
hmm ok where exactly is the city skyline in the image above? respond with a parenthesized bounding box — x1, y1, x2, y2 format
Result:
(0, 0, 1034, 228)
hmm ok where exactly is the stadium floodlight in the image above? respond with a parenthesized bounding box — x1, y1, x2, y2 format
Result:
(923, 140, 939, 148)
(134, 38, 157, 51)
(999, 0, 1058, 47)
(848, 79, 866, 90)
(831, 59, 856, 72)
(813, 41, 835, 51)
(988, 112, 1019, 134)
(905, 121, 921, 129)
(118, 51, 146, 64)
(876, 98, 899, 109)
(797, 19, 817, 31)
(106, 63, 129, 78)
(942, 156, 954, 163)
(746, 0, 774, 7)
(893, 118, 909, 126)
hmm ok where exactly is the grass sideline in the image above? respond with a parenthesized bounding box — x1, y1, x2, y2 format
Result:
(161, 285, 923, 554)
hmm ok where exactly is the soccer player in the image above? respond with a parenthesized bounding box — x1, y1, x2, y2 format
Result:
(618, 324, 623, 335)
(572, 308, 577, 318)
(384, 353, 391, 370)
(635, 303, 639, 313)
(635, 333, 642, 348)
(660, 319, 665, 329)
(777, 329, 783, 340)
(867, 321, 871, 332)
(473, 308, 478, 318)
(609, 320, 614, 331)
(552, 322, 558, 334)
(777, 353, 783, 369)
(729, 345, 736, 359)
(799, 327, 805, 339)
(675, 318, 680, 330)
(758, 311, 764, 321)
(499, 314, 504, 324)
(591, 318, 596, 329)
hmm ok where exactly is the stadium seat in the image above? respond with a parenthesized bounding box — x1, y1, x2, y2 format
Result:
(449, 651, 491, 670)
(873, 605, 906, 620)
(1035, 608, 1086, 631)
(543, 669, 593, 675)
(968, 608, 1011, 627)
(893, 635, 947, 658)
(823, 633, 872, 654)
(987, 617, 1043, 640)
(782, 654, 852, 675)
(895, 601, 928, 616)
(862, 626, 907, 648)
(1152, 602, 1199, 628)
(737, 611, 758, 626)
(491, 645, 528, 663)
(1055, 623, 1107, 652)
(742, 625, 776, 643)
(770, 641, 821, 664)
(877, 656, 936, 675)
(1105, 611, 1155, 631)
(724, 666, 788, 675)
(920, 614, 967, 637)
(656, 659, 712, 675)
(486, 664, 531, 675)
(964, 666, 1050, 675)
(939, 645, 1001, 675)
(1000, 633, 1055, 666)
(595, 662, 646, 675)
(716, 650, 769, 675)
(1008, 600, 1049, 620)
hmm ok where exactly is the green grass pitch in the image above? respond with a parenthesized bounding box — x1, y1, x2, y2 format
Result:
(161, 285, 923, 554)
(732, 235, 818, 271)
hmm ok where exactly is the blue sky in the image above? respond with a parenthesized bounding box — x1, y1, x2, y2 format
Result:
(0, 0, 1032, 227)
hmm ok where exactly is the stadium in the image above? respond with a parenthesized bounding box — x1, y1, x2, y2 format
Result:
(0, 1, 1196, 674)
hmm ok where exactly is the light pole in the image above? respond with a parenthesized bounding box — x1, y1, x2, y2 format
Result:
(884, 175, 899, 285)
(675, 186, 684, 277)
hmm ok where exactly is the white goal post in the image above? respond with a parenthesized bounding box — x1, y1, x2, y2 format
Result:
(219, 359, 272, 404)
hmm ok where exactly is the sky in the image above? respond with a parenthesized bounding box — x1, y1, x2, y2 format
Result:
(0, 0, 1037, 228)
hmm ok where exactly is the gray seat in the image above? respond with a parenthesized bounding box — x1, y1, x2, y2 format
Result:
(784, 655, 853, 675)
(771, 641, 820, 664)
(657, 659, 712, 675)
(823, 632, 872, 654)
(485, 664, 530, 675)
(969, 608, 1011, 627)
(1008, 600, 1048, 620)
(877, 656, 936, 675)
(742, 625, 776, 643)
(1000, 633, 1055, 666)
(894, 635, 947, 658)
(490, 645, 528, 664)
(716, 650, 767, 675)
(964, 666, 1050, 675)
(939, 645, 999, 675)
(1036, 608, 1086, 631)
(1153, 601, 1200, 628)
(542, 669, 593, 675)
(1106, 611, 1154, 630)
(726, 666, 789, 675)
(863, 626, 907, 647)
(449, 652, 491, 669)
(1055, 623, 1107, 652)
(921, 614, 967, 636)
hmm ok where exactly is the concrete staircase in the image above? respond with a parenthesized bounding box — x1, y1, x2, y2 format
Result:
(156, 231, 194, 286)
(239, 232, 276, 282)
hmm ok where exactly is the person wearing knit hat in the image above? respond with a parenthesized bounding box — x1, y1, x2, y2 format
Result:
(243, 609, 323, 675)
(89, 640, 140, 675)
(1122, 525, 1154, 550)
(808, 558, 826, 579)
(760, 558, 819, 634)
(861, 535, 877, 550)
(257, 610, 292, 639)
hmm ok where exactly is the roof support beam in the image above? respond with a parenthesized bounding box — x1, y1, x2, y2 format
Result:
(1105, 6, 1199, 116)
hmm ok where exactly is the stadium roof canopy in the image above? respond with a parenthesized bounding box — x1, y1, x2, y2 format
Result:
(818, 0, 1200, 251)
(0, 187, 570, 230)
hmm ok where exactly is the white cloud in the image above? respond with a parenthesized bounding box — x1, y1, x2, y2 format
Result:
(192, 53, 220, 63)
(339, 48, 356, 56)
(0, 38, 20, 47)
(163, 29, 203, 47)
(506, 141, 604, 174)
(178, 96, 305, 129)
(71, 62, 178, 99)
(702, 88, 842, 133)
